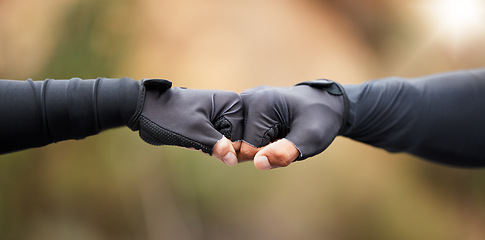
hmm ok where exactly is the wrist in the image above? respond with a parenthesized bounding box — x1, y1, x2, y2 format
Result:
(296, 79, 350, 136)
(127, 79, 172, 131)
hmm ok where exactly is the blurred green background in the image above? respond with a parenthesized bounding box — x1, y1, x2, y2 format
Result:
(1, 0, 485, 239)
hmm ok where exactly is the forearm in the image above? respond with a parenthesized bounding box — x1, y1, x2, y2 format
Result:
(0, 77, 139, 154)
(341, 69, 485, 167)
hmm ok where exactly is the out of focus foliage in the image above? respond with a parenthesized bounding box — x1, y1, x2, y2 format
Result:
(1, 0, 484, 239)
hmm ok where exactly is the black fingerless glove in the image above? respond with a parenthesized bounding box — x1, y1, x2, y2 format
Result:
(128, 79, 243, 155)
(241, 79, 348, 160)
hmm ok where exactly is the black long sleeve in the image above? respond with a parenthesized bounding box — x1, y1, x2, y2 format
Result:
(341, 69, 485, 167)
(0, 78, 139, 154)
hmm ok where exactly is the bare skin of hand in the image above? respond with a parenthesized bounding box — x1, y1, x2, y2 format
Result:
(212, 136, 241, 166)
(238, 139, 300, 170)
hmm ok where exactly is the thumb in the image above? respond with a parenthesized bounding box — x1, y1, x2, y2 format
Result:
(212, 136, 239, 166)
(253, 139, 300, 170)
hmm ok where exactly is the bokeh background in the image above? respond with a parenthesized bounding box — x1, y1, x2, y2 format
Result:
(1, 0, 485, 239)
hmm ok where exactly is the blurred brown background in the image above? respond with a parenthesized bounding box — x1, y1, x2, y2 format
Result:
(1, 0, 485, 239)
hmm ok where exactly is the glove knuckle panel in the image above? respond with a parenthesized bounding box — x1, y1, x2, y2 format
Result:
(242, 89, 276, 107)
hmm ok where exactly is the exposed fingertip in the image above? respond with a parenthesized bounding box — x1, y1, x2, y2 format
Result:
(254, 155, 272, 170)
(222, 152, 238, 166)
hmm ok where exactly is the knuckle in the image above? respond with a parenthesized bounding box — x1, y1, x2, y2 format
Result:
(242, 88, 274, 102)
(217, 90, 241, 102)
(242, 90, 280, 114)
